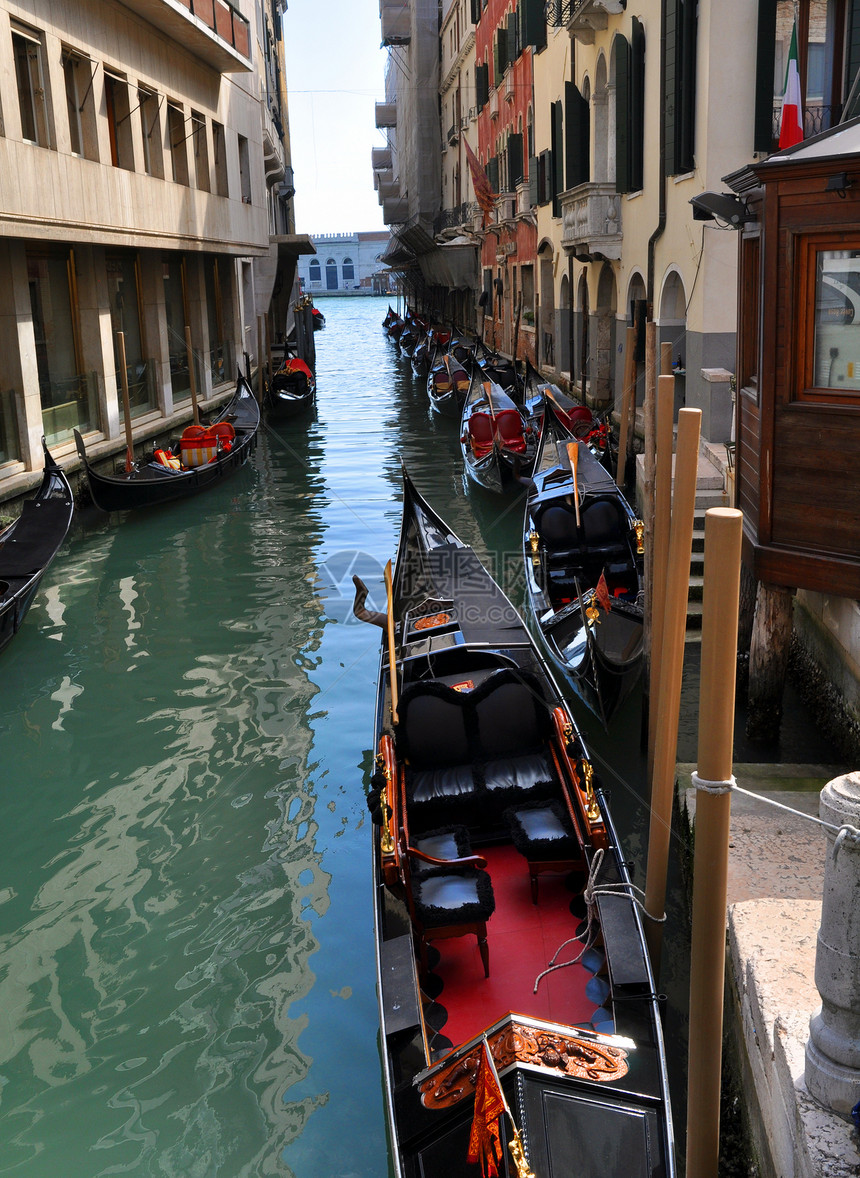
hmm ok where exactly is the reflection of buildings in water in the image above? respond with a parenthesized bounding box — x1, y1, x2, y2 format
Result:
(0, 451, 332, 1171)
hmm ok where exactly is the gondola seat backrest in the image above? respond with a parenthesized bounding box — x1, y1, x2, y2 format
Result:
(494, 410, 526, 453)
(467, 412, 494, 458)
(536, 503, 579, 551)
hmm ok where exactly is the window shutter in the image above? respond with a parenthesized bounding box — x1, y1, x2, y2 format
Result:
(565, 81, 589, 188)
(528, 155, 539, 207)
(551, 100, 563, 216)
(615, 35, 631, 193)
(471, 0, 481, 24)
(508, 13, 518, 62)
(508, 131, 524, 187)
(630, 18, 645, 190)
(521, 0, 547, 52)
(487, 155, 500, 192)
(665, 1, 696, 175)
(753, 0, 778, 152)
(665, 0, 678, 175)
(476, 62, 488, 109)
(845, 0, 860, 120)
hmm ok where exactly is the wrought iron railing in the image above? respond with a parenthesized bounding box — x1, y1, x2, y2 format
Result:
(770, 102, 841, 143)
(434, 203, 474, 233)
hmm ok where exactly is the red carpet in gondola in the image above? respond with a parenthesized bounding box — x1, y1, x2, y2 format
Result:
(426, 844, 598, 1049)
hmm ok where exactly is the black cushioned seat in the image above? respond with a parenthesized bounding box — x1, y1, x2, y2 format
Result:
(410, 825, 473, 878)
(411, 867, 496, 977)
(505, 799, 583, 904)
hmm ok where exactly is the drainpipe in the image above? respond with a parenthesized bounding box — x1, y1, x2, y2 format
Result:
(646, 0, 668, 317)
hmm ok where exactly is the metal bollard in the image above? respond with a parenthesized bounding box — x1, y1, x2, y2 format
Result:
(804, 770, 860, 1119)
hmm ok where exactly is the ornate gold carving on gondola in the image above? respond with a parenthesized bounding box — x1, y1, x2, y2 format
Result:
(581, 759, 601, 824)
(633, 518, 644, 554)
(528, 530, 540, 566)
(419, 1022, 628, 1110)
(414, 612, 451, 630)
(375, 750, 395, 856)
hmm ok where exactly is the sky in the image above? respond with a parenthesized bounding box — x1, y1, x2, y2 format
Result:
(282, 0, 389, 236)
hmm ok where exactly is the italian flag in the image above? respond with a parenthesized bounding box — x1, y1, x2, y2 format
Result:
(779, 22, 803, 149)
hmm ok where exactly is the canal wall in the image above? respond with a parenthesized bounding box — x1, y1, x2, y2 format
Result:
(675, 764, 860, 1176)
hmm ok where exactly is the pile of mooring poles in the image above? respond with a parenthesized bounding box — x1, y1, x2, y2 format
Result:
(618, 323, 744, 1178)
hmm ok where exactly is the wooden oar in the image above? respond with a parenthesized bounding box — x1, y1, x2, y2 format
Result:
(384, 559, 399, 725)
(566, 441, 581, 528)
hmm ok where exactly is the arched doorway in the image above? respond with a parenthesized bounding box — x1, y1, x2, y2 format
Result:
(558, 272, 571, 375)
(577, 269, 589, 398)
(659, 269, 687, 416)
(625, 272, 647, 411)
(538, 241, 555, 369)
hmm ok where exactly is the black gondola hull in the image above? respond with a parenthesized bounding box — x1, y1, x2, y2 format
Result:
(75, 376, 260, 513)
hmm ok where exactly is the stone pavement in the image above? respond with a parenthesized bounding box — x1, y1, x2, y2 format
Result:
(675, 762, 860, 1178)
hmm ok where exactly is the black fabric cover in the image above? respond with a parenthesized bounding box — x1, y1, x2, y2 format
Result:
(0, 499, 69, 577)
(412, 867, 495, 927)
(481, 753, 554, 797)
(505, 799, 577, 859)
(411, 826, 473, 878)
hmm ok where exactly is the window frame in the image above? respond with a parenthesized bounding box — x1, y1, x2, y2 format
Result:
(796, 231, 860, 404)
(12, 21, 51, 148)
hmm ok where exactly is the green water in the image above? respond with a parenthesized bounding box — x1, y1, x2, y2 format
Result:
(4, 294, 831, 1176)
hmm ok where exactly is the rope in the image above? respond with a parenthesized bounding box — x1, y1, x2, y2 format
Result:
(532, 848, 665, 994)
(691, 771, 860, 861)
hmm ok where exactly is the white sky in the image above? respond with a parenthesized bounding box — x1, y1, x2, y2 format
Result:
(282, 0, 388, 236)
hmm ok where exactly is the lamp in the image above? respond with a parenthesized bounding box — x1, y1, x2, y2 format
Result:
(825, 172, 852, 198)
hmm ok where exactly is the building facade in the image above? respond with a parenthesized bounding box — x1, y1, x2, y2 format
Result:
(0, 0, 308, 501)
(296, 231, 391, 295)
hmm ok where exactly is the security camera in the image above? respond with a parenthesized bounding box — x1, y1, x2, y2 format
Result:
(689, 191, 750, 226)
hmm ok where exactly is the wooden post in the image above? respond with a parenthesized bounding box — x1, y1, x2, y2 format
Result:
(746, 582, 795, 741)
(686, 507, 743, 1178)
(661, 340, 673, 375)
(648, 374, 676, 775)
(116, 330, 135, 465)
(266, 315, 273, 381)
(184, 325, 200, 426)
(644, 407, 702, 970)
(616, 325, 637, 488)
(257, 315, 265, 403)
(642, 320, 658, 663)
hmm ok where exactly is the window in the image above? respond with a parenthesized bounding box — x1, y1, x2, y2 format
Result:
(104, 70, 134, 170)
(27, 249, 99, 443)
(325, 258, 338, 290)
(204, 256, 230, 383)
(799, 238, 860, 401)
(238, 133, 251, 202)
(167, 102, 189, 185)
(211, 120, 228, 195)
(191, 110, 210, 191)
(62, 49, 97, 160)
(342, 257, 355, 282)
(12, 22, 51, 147)
(163, 256, 190, 401)
(106, 252, 153, 416)
(614, 21, 645, 194)
(138, 87, 163, 178)
(308, 258, 321, 285)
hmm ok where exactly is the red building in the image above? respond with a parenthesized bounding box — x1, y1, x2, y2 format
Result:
(474, 0, 542, 363)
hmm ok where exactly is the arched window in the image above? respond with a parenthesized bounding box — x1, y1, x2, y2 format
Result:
(325, 258, 338, 290)
(342, 257, 355, 282)
(308, 258, 321, 284)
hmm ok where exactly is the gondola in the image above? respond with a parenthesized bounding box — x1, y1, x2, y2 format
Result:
(352, 469, 675, 1178)
(0, 439, 74, 655)
(427, 352, 471, 417)
(264, 356, 316, 420)
(459, 373, 536, 493)
(75, 372, 260, 514)
(523, 360, 615, 473)
(521, 400, 644, 726)
(311, 306, 325, 331)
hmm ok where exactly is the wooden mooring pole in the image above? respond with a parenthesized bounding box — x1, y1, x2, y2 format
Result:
(686, 507, 743, 1178)
(644, 407, 701, 970)
(616, 325, 637, 488)
(184, 325, 200, 426)
(647, 374, 676, 778)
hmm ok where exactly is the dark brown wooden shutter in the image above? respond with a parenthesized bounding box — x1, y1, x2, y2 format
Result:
(565, 80, 589, 189)
(754, 0, 778, 153)
(551, 100, 563, 216)
(615, 35, 631, 193)
(631, 17, 645, 190)
(508, 132, 524, 187)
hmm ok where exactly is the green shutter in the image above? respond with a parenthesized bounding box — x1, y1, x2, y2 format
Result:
(754, 0, 777, 152)
(665, 0, 678, 175)
(470, 0, 481, 24)
(521, 0, 547, 52)
(615, 36, 631, 193)
(508, 13, 518, 62)
(565, 81, 589, 188)
(476, 62, 488, 109)
(508, 132, 524, 187)
(487, 155, 499, 192)
(551, 101, 563, 216)
(631, 18, 645, 191)
(528, 155, 539, 207)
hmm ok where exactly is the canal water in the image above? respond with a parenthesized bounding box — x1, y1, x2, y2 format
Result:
(1, 294, 833, 1177)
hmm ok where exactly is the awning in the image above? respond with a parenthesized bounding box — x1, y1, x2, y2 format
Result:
(272, 234, 316, 257)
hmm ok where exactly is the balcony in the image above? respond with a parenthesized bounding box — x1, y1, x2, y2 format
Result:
(547, 0, 624, 44)
(380, 2, 410, 45)
(504, 72, 515, 103)
(560, 181, 623, 259)
(447, 122, 459, 146)
(371, 147, 392, 171)
(382, 196, 409, 225)
(489, 90, 499, 120)
(375, 102, 397, 128)
(434, 202, 477, 235)
(119, 0, 251, 71)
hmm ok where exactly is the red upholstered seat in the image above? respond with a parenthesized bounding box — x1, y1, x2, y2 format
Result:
(494, 409, 526, 453)
(468, 413, 494, 457)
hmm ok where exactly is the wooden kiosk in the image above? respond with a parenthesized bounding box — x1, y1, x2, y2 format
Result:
(726, 119, 860, 735)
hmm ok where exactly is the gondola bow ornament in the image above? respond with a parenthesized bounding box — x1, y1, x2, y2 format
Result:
(467, 1038, 535, 1178)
